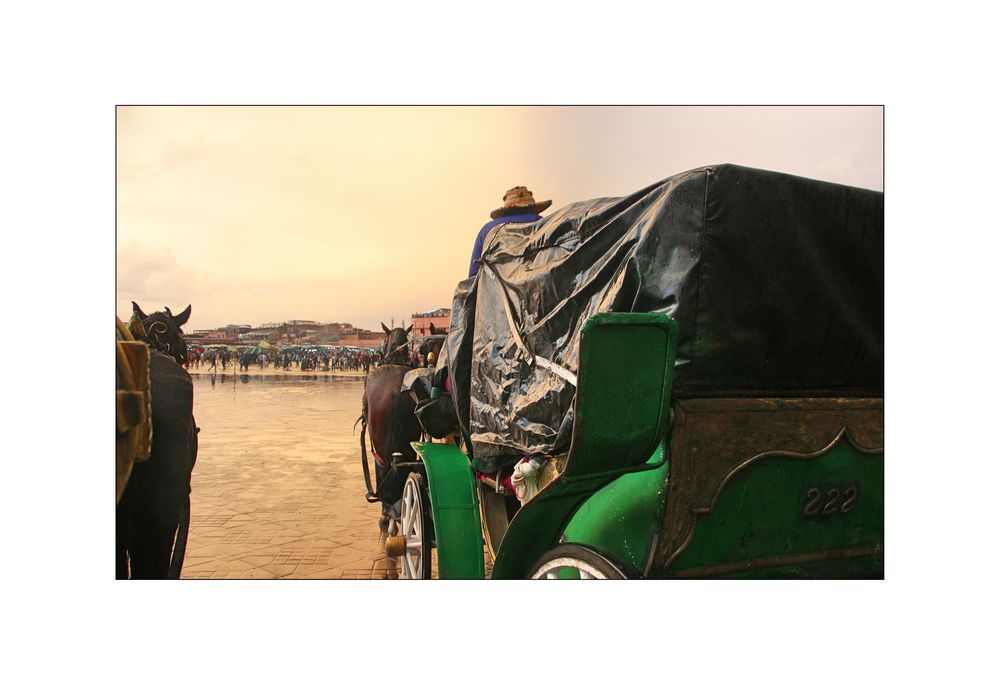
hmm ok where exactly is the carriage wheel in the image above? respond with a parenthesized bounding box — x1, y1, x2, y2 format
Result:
(399, 472, 432, 579)
(528, 544, 629, 580)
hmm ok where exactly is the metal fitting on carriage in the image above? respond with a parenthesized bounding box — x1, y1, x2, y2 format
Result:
(385, 536, 406, 558)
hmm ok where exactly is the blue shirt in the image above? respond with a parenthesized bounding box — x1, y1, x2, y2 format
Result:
(468, 213, 541, 277)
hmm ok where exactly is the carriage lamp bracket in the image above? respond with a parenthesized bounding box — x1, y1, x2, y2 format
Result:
(389, 452, 420, 469)
(392, 451, 425, 470)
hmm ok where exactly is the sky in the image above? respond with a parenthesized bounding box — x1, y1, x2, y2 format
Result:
(116, 106, 883, 332)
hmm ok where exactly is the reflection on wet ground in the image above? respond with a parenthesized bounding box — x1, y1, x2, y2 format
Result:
(182, 373, 400, 579)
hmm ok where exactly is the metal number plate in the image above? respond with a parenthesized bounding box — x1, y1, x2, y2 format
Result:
(802, 482, 859, 517)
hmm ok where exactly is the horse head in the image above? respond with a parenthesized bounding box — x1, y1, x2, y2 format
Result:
(417, 322, 447, 367)
(132, 301, 191, 366)
(380, 322, 412, 366)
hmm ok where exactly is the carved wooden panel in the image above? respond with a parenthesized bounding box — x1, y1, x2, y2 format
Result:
(654, 397, 883, 571)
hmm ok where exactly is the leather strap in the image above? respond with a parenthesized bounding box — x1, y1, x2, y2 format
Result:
(359, 414, 381, 503)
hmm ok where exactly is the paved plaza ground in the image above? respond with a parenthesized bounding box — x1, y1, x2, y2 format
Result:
(179, 373, 412, 579)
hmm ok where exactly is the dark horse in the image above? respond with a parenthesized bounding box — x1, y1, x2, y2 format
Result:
(415, 322, 447, 367)
(360, 323, 422, 509)
(116, 302, 199, 579)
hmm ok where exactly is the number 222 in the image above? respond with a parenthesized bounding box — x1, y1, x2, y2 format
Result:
(803, 485, 858, 516)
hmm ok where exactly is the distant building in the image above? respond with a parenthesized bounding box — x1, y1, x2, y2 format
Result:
(225, 324, 252, 339)
(187, 329, 239, 344)
(306, 323, 352, 345)
(274, 320, 323, 343)
(244, 324, 280, 342)
(411, 308, 451, 338)
(337, 328, 383, 348)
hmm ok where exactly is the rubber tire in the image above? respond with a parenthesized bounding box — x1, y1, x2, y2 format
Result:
(528, 544, 630, 580)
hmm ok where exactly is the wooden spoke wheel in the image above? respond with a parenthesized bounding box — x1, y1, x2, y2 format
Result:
(528, 544, 628, 580)
(399, 472, 432, 579)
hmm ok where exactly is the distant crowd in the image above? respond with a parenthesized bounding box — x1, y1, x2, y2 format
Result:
(187, 348, 379, 374)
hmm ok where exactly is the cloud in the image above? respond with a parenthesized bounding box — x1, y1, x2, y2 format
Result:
(116, 239, 201, 319)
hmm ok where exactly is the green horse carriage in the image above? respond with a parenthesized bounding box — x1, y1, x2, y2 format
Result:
(377, 164, 883, 579)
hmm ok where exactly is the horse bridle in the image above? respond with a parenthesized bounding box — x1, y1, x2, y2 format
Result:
(379, 336, 411, 366)
(139, 315, 185, 364)
(379, 334, 447, 367)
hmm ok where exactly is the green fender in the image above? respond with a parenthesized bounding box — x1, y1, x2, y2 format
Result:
(490, 451, 668, 579)
(560, 445, 669, 575)
(411, 442, 485, 580)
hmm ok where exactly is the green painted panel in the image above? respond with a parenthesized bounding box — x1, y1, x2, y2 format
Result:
(705, 555, 883, 579)
(663, 442, 883, 578)
(412, 442, 486, 580)
(561, 446, 668, 573)
(569, 313, 676, 476)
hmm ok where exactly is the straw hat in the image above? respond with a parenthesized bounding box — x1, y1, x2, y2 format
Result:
(490, 186, 552, 220)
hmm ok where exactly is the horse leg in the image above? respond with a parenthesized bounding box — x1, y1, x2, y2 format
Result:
(115, 477, 173, 579)
(374, 459, 409, 505)
(127, 507, 179, 579)
(167, 494, 191, 579)
(116, 501, 131, 579)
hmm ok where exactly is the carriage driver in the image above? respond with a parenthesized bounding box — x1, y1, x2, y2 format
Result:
(465, 186, 552, 503)
(468, 186, 552, 278)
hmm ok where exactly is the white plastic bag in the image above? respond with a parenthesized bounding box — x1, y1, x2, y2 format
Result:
(511, 457, 543, 503)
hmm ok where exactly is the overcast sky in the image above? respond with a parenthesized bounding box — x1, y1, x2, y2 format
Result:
(116, 106, 882, 332)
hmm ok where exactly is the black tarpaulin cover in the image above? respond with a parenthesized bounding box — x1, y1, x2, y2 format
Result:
(446, 164, 884, 472)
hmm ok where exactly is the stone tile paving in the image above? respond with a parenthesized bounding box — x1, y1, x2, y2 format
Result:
(180, 374, 408, 580)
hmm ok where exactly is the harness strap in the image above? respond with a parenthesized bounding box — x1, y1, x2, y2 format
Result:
(358, 414, 381, 503)
(380, 340, 411, 366)
(378, 334, 447, 367)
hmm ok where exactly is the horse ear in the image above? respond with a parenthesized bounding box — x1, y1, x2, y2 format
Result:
(172, 304, 192, 327)
(429, 323, 439, 335)
(381, 323, 390, 334)
(131, 301, 148, 320)
(405, 324, 413, 335)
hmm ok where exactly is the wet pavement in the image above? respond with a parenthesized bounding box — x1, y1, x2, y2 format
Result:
(180, 373, 404, 579)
